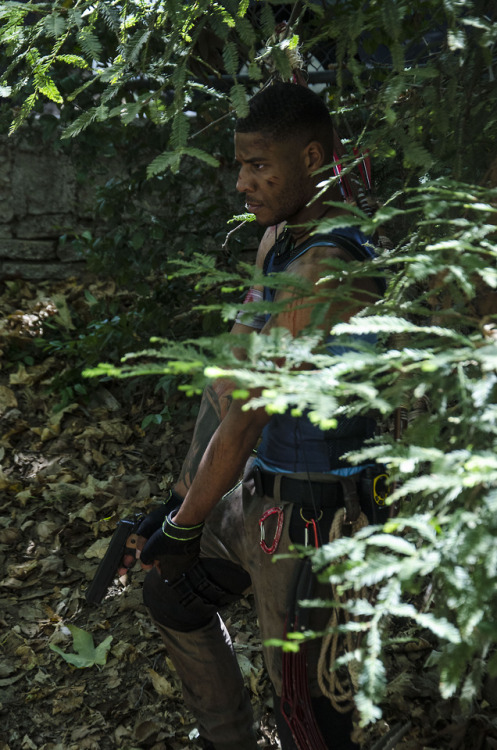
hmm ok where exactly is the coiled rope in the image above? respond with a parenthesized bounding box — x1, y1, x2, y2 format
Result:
(317, 507, 370, 714)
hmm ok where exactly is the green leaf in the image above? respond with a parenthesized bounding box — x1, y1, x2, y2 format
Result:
(61, 105, 109, 138)
(147, 150, 182, 177)
(9, 93, 38, 134)
(77, 27, 103, 59)
(237, 0, 250, 17)
(259, 3, 275, 37)
(43, 12, 67, 38)
(229, 83, 248, 118)
(233, 16, 255, 47)
(180, 147, 220, 168)
(222, 41, 239, 77)
(56, 54, 89, 69)
(147, 147, 219, 178)
(49, 625, 113, 669)
(448, 28, 466, 51)
(170, 111, 190, 150)
(84, 290, 98, 306)
(34, 71, 63, 104)
(228, 212, 256, 223)
(403, 141, 434, 169)
(366, 534, 417, 556)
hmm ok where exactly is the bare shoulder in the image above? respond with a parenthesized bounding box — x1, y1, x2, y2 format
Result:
(255, 222, 286, 268)
(286, 242, 351, 280)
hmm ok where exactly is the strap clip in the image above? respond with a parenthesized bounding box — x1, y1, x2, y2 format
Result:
(259, 506, 284, 555)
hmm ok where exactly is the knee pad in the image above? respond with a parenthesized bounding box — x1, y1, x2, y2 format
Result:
(143, 566, 213, 632)
(143, 560, 249, 633)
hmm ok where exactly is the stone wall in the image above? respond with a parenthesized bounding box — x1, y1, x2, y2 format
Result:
(0, 122, 251, 283)
(0, 127, 93, 281)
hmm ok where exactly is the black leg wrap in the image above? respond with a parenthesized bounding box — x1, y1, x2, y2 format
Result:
(271, 688, 299, 750)
(143, 558, 250, 632)
(311, 697, 359, 750)
(272, 689, 359, 750)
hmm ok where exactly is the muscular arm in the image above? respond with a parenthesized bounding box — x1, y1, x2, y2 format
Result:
(174, 380, 234, 497)
(173, 224, 284, 498)
(174, 394, 270, 525)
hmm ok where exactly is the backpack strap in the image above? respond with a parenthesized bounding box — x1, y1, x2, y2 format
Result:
(263, 229, 386, 295)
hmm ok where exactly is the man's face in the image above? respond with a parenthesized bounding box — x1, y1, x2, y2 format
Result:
(234, 131, 314, 227)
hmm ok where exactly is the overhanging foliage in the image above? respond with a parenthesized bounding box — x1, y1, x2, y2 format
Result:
(2, 0, 497, 729)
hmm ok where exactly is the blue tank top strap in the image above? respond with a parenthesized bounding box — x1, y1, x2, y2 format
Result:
(263, 226, 384, 297)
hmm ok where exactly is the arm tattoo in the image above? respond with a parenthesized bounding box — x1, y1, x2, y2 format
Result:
(177, 383, 232, 491)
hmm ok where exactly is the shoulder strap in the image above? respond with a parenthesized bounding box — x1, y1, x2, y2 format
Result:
(304, 231, 373, 262)
(263, 228, 386, 295)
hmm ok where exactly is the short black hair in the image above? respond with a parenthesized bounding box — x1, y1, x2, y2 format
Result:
(235, 82, 334, 157)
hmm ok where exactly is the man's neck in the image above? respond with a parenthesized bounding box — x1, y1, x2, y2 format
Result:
(287, 200, 347, 245)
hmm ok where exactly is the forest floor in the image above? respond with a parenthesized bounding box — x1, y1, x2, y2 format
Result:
(1, 277, 497, 750)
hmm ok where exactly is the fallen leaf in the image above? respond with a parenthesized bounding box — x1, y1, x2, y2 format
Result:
(40, 425, 61, 441)
(36, 520, 59, 541)
(84, 537, 112, 560)
(52, 690, 85, 715)
(0, 385, 17, 414)
(52, 293, 76, 330)
(147, 667, 178, 698)
(0, 527, 18, 544)
(49, 624, 113, 668)
(70, 501, 97, 523)
(236, 652, 262, 696)
(21, 735, 37, 750)
(100, 420, 133, 443)
(132, 718, 162, 743)
(8, 358, 57, 386)
(6, 560, 37, 580)
(15, 645, 38, 670)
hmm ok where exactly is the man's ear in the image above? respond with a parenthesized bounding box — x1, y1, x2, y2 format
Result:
(304, 140, 326, 174)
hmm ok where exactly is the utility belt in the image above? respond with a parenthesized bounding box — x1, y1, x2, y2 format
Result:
(252, 465, 343, 509)
(251, 464, 389, 526)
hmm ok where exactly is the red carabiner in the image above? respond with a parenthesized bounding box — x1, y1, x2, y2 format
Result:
(259, 506, 284, 554)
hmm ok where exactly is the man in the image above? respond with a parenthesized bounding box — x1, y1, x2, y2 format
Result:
(134, 82, 381, 749)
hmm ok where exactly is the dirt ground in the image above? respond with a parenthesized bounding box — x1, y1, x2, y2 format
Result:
(1, 278, 497, 750)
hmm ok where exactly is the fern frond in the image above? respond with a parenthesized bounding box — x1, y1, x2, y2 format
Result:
(77, 27, 103, 60)
(43, 12, 67, 39)
(229, 83, 248, 117)
(259, 3, 275, 38)
(99, 3, 120, 34)
(147, 146, 219, 178)
(233, 15, 256, 47)
(146, 150, 182, 178)
(170, 111, 190, 149)
(9, 92, 37, 134)
(55, 54, 89, 69)
(181, 147, 220, 168)
(34, 70, 63, 103)
(60, 105, 107, 139)
(222, 40, 239, 77)
(125, 29, 151, 65)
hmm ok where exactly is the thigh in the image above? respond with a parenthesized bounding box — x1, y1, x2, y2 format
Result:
(237, 485, 299, 694)
(200, 480, 249, 567)
(240, 488, 334, 697)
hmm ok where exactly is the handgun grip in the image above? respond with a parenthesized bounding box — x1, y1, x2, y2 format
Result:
(85, 518, 142, 605)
